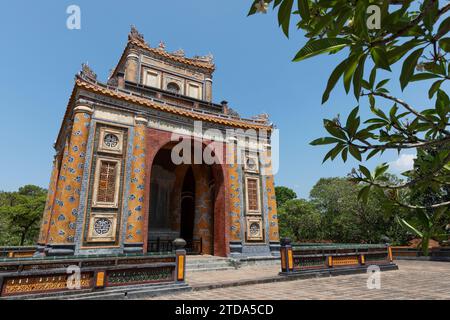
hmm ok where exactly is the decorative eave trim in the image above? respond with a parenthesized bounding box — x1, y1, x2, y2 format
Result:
(76, 79, 271, 130)
(55, 78, 272, 149)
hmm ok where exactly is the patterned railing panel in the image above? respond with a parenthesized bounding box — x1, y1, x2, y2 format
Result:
(0, 251, 186, 298)
(280, 240, 394, 275)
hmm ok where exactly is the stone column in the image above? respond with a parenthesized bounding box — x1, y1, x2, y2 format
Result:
(226, 140, 243, 257)
(47, 105, 93, 256)
(262, 146, 280, 256)
(205, 78, 213, 102)
(125, 52, 140, 83)
(37, 154, 61, 251)
(124, 115, 148, 254)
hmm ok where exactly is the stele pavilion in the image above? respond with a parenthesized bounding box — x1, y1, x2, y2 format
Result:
(37, 26, 280, 259)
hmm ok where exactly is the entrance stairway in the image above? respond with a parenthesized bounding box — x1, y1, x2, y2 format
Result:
(186, 255, 236, 273)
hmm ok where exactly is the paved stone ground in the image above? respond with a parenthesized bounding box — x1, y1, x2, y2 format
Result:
(149, 260, 450, 300)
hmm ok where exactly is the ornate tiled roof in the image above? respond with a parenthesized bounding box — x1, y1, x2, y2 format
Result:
(74, 77, 270, 130)
(129, 39, 215, 72)
(127, 25, 215, 72)
(55, 76, 272, 149)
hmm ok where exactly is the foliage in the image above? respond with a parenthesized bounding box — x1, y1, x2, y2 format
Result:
(278, 198, 323, 241)
(276, 178, 409, 244)
(275, 186, 297, 207)
(0, 185, 46, 246)
(249, 0, 450, 253)
(310, 177, 409, 243)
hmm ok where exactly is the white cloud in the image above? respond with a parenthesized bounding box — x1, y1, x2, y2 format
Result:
(389, 154, 416, 172)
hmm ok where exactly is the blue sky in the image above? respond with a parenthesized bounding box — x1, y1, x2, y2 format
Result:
(0, 1, 443, 198)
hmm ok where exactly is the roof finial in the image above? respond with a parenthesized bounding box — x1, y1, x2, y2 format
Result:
(158, 40, 166, 51)
(129, 25, 146, 43)
(173, 48, 185, 57)
(80, 63, 97, 81)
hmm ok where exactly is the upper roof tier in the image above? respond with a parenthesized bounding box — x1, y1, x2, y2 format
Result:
(109, 26, 217, 104)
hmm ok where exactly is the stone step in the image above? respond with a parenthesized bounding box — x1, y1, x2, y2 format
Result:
(187, 266, 236, 273)
(186, 262, 231, 268)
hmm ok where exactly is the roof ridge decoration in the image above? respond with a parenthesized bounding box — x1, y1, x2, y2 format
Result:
(129, 25, 147, 44)
(80, 63, 97, 81)
(127, 25, 215, 72)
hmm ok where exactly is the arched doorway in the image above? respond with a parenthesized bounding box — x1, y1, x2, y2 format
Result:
(146, 140, 224, 256)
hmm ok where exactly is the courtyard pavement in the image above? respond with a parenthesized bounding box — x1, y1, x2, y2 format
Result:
(149, 260, 450, 300)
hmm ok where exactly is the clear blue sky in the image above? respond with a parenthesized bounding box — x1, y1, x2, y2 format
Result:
(0, 1, 442, 198)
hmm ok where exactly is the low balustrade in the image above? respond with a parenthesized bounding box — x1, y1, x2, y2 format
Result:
(279, 239, 396, 275)
(0, 240, 187, 298)
(392, 246, 450, 261)
(0, 246, 37, 259)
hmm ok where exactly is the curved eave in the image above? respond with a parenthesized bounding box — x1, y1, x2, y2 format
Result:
(56, 78, 272, 149)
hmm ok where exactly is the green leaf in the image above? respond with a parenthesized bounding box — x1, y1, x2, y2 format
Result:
(341, 147, 348, 162)
(297, 0, 310, 21)
(423, 0, 439, 32)
(359, 165, 372, 180)
(278, 0, 294, 37)
(387, 39, 422, 65)
(344, 53, 362, 93)
(247, 0, 259, 16)
(439, 38, 450, 53)
(428, 79, 445, 98)
(322, 143, 345, 163)
(371, 47, 391, 71)
(410, 73, 441, 82)
(358, 185, 371, 204)
(310, 137, 342, 146)
(374, 163, 389, 178)
(400, 47, 424, 90)
(376, 79, 390, 89)
(349, 145, 362, 161)
(366, 149, 380, 161)
(322, 58, 348, 104)
(324, 119, 347, 140)
(353, 54, 367, 100)
(346, 106, 360, 137)
(293, 38, 352, 62)
(396, 217, 423, 238)
(369, 67, 377, 88)
(437, 16, 450, 38)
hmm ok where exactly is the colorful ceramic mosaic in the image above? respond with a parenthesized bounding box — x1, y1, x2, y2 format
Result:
(262, 149, 279, 242)
(226, 145, 242, 242)
(38, 156, 60, 244)
(125, 121, 147, 244)
(48, 109, 92, 244)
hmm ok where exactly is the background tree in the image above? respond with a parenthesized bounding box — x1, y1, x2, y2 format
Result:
(275, 186, 297, 207)
(310, 176, 409, 243)
(0, 185, 46, 246)
(249, 0, 450, 253)
(278, 198, 323, 241)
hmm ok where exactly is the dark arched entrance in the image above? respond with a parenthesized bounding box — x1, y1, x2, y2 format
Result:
(180, 167, 195, 242)
(146, 140, 223, 256)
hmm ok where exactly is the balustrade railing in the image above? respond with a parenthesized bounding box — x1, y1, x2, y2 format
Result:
(279, 238, 396, 275)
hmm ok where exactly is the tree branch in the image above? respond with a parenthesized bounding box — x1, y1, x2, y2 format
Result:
(365, 91, 450, 136)
(372, 2, 450, 46)
(396, 200, 450, 210)
(360, 152, 450, 190)
(348, 135, 450, 151)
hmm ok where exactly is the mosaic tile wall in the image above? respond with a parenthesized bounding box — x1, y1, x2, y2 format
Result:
(38, 156, 61, 244)
(125, 121, 147, 244)
(48, 110, 92, 244)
